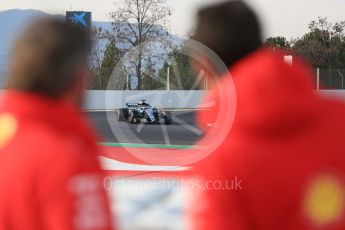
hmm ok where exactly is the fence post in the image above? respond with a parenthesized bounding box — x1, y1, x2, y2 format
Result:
(167, 66, 170, 91)
(204, 74, 207, 92)
(317, 68, 320, 90)
(337, 70, 344, 89)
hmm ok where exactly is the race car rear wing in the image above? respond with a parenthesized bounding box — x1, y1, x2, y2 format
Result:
(126, 103, 139, 108)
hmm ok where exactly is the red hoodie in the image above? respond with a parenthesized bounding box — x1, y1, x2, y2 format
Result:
(0, 91, 114, 230)
(191, 49, 345, 230)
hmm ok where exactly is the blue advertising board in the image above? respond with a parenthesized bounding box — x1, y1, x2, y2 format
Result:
(66, 11, 92, 30)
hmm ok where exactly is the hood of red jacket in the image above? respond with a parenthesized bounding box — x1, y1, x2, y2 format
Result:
(199, 49, 319, 136)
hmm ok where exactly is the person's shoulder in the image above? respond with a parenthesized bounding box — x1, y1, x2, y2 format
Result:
(15, 121, 97, 165)
(19, 121, 66, 147)
(319, 95, 345, 118)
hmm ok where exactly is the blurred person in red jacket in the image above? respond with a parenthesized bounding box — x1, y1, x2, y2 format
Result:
(189, 1, 345, 229)
(0, 18, 114, 230)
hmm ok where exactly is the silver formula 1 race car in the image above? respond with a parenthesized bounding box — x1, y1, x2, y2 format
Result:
(117, 100, 172, 125)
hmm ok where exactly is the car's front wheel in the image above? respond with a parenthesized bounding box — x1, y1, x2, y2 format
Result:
(160, 111, 172, 125)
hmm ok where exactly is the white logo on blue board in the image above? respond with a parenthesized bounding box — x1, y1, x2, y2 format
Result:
(69, 12, 88, 27)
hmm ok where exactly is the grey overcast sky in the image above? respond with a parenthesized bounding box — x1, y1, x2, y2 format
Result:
(0, 0, 344, 39)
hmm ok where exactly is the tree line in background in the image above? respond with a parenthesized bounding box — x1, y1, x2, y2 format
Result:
(90, 2, 345, 90)
(266, 17, 345, 89)
(266, 17, 345, 68)
(89, 0, 204, 91)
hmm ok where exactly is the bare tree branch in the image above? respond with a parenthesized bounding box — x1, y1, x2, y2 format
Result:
(108, 0, 172, 89)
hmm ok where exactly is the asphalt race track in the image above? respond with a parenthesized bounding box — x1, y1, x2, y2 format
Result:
(87, 111, 203, 145)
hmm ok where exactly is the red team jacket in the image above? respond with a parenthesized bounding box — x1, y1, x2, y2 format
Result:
(0, 91, 114, 230)
(192, 49, 345, 230)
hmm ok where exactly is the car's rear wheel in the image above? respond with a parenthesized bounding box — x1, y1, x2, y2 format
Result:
(128, 111, 140, 124)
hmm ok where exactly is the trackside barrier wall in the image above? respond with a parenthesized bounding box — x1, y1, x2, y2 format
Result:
(84, 90, 206, 110)
(317, 90, 345, 100)
(84, 90, 345, 111)
(0, 90, 343, 110)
